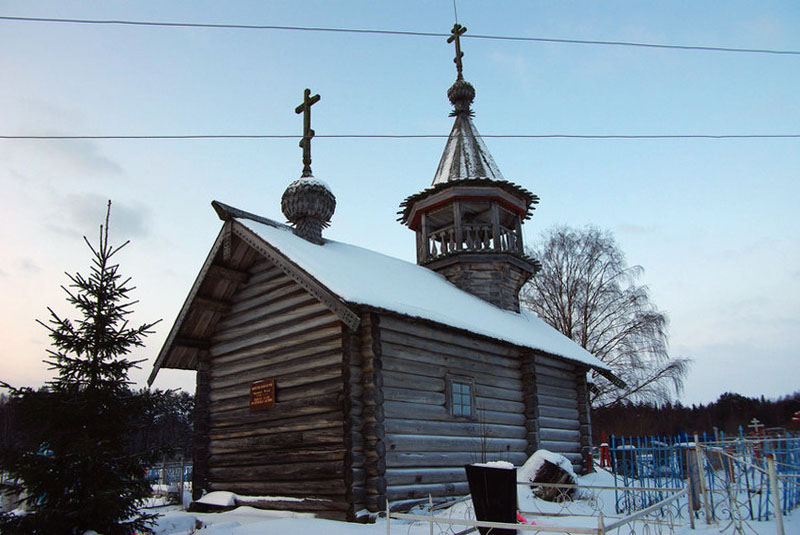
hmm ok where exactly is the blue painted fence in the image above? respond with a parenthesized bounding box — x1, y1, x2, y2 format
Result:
(608, 430, 800, 522)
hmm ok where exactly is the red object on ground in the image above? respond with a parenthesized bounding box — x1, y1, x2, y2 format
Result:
(516, 511, 536, 525)
(599, 443, 611, 468)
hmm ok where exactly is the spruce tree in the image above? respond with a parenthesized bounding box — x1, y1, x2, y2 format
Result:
(0, 202, 160, 534)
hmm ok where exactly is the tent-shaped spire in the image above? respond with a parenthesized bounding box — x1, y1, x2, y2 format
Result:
(399, 23, 540, 312)
(432, 25, 504, 185)
(432, 104, 505, 185)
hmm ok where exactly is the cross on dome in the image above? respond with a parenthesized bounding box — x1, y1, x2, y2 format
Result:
(447, 23, 467, 80)
(295, 88, 321, 178)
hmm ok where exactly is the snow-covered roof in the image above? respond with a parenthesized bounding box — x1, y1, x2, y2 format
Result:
(235, 214, 609, 371)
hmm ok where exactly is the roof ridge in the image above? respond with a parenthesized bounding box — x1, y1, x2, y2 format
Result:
(211, 200, 289, 230)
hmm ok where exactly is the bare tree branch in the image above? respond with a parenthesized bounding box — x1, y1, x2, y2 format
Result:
(521, 225, 691, 408)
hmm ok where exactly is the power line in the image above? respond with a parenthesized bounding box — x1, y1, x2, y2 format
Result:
(2, 15, 799, 56)
(3, 134, 799, 141)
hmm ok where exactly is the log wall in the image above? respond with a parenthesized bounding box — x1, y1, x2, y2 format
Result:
(533, 354, 583, 469)
(377, 315, 528, 502)
(204, 257, 348, 518)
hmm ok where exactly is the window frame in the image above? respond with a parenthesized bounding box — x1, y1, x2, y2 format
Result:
(446, 375, 476, 420)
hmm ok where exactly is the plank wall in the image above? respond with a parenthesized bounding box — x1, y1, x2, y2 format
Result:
(203, 257, 348, 518)
(377, 315, 528, 502)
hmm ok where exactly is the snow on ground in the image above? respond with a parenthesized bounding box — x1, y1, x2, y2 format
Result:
(149, 468, 800, 535)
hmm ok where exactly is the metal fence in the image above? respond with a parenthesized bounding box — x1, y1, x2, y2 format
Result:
(146, 459, 192, 506)
(608, 430, 799, 533)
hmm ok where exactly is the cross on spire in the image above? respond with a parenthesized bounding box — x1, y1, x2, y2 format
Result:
(295, 88, 321, 177)
(447, 23, 467, 80)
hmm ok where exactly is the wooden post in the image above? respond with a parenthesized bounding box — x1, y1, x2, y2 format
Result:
(178, 454, 186, 508)
(686, 479, 695, 529)
(429, 494, 434, 535)
(453, 200, 463, 250)
(386, 499, 391, 535)
(421, 213, 430, 261)
(192, 351, 211, 501)
(490, 201, 501, 250)
(694, 434, 711, 524)
(597, 511, 605, 535)
(160, 457, 166, 494)
(768, 455, 785, 535)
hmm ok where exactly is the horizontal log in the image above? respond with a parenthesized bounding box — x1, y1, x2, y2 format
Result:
(383, 387, 445, 406)
(209, 479, 346, 497)
(385, 467, 467, 486)
(213, 300, 330, 343)
(226, 278, 300, 316)
(210, 367, 342, 412)
(381, 358, 520, 390)
(382, 370, 443, 392)
(214, 377, 342, 409)
(210, 315, 340, 358)
(476, 397, 525, 414)
(236, 497, 349, 516)
(208, 419, 341, 440)
(535, 373, 577, 390)
(209, 448, 345, 468)
(537, 417, 580, 431)
(209, 428, 344, 455)
(536, 384, 578, 400)
(384, 418, 526, 440)
(209, 398, 343, 428)
(538, 440, 581, 454)
(538, 428, 581, 443)
(212, 325, 341, 368)
(475, 383, 524, 403)
(384, 434, 527, 454)
(386, 482, 470, 501)
(379, 315, 516, 357)
(380, 335, 518, 378)
(383, 400, 525, 426)
(538, 406, 579, 420)
(535, 364, 577, 381)
(209, 460, 345, 481)
(533, 353, 576, 372)
(210, 354, 343, 399)
(385, 451, 528, 468)
(216, 288, 313, 330)
(537, 394, 578, 410)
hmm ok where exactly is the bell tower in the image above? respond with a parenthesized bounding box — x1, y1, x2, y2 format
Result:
(399, 24, 540, 312)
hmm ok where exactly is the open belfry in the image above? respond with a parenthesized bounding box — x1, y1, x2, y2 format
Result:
(399, 23, 540, 313)
(149, 24, 615, 520)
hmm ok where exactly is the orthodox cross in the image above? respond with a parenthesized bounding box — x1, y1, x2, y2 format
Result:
(748, 418, 764, 435)
(295, 88, 321, 177)
(447, 23, 467, 79)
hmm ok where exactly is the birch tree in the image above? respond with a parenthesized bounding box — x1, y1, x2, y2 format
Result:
(521, 225, 690, 407)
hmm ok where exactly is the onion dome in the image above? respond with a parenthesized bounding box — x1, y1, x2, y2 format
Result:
(447, 78, 476, 117)
(281, 176, 336, 245)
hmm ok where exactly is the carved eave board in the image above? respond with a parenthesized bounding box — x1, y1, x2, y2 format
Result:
(148, 220, 359, 385)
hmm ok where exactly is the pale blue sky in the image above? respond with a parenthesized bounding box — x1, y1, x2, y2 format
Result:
(1, 1, 798, 406)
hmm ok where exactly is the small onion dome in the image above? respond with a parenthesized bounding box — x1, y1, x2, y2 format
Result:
(447, 78, 475, 116)
(281, 176, 336, 244)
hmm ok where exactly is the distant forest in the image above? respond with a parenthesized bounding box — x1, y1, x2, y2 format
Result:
(592, 391, 800, 442)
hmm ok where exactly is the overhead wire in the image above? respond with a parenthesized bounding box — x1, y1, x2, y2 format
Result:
(1, 13, 798, 142)
(2, 134, 799, 141)
(1, 15, 800, 56)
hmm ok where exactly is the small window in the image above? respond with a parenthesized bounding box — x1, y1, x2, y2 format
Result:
(449, 377, 474, 418)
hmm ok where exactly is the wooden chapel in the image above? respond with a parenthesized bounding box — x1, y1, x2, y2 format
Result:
(148, 25, 619, 521)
